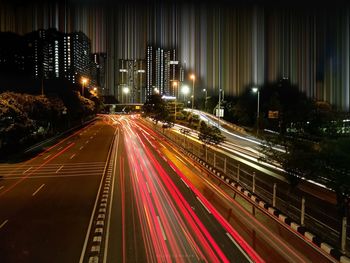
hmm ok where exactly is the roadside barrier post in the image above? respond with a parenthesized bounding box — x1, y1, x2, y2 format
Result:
(273, 183, 277, 207)
(301, 196, 305, 226)
(252, 172, 256, 193)
(224, 158, 227, 174)
(341, 216, 348, 253)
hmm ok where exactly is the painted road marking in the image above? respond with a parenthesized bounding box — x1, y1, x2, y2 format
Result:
(196, 196, 212, 214)
(0, 220, 8, 229)
(90, 136, 93, 139)
(79, 146, 84, 150)
(180, 178, 189, 188)
(86, 141, 89, 144)
(56, 165, 64, 173)
(57, 146, 63, 151)
(23, 167, 33, 174)
(32, 184, 45, 196)
(157, 216, 167, 241)
(43, 154, 52, 160)
(175, 155, 187, 165)
(0, 186, 4, 190)
(70, 154, 76, 159)
(226, 232, 251, 260)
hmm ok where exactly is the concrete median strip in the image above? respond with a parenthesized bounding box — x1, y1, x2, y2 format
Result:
(185, 150, 350, 262)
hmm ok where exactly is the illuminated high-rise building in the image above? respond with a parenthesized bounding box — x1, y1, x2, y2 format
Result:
(146, 45, 180, 100)
(118, 59, 145, 103)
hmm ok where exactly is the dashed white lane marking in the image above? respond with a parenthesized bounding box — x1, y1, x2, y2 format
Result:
(180, 178, 190, 188)
(32, 184, 45, 196)
(0, 220, 8, 229)
(90, 136, 93, 139)
(196, 196, 212, 214)
(23, 167, 33, 174)
(43, 154, 52, 160)
(86, 141, 89, 144)
(57, 146, 63, 151)
(70, 154, 76, 159)
(157, 216, 167, 241)
(226, 232, 250, 259)
(0, 186, 4, 190)
(79, 146, 84, 150)
(175, 155, 187, 165)
(56, 165, 64, 173)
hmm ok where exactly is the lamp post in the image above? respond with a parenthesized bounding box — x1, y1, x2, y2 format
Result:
(203, 88, 207, 112)
(181, 85, 190, 105)
(122, 86, 130, 104)
(252, 87, 260, 135)
(81, 77, 88, 97)
(172, 81, 179, 122)
(190, 74, 195, 114)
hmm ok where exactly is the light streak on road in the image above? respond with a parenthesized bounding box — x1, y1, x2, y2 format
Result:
(116, 115, 263, 263)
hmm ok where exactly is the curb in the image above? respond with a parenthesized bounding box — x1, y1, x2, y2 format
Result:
(184, 150, 350, 263)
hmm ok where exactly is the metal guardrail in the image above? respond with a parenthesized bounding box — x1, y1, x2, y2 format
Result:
(146, 120, 350, 254)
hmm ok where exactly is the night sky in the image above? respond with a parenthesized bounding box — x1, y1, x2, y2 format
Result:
(1, 0, 350, 110)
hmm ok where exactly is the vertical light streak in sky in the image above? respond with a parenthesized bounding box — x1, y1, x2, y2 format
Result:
(0, 1, 349, 110)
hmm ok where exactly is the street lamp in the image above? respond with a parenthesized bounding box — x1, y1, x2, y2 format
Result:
(81, 77, 88, 97)
(172, 81, 179, 122)
(123, 86, 130, 103)
(153, 87, 159, 94)
(190, 74, 195, 113)
(252, 87, 260, 135)
(181, 85, 190, 104)
(202, 88, 207, 112)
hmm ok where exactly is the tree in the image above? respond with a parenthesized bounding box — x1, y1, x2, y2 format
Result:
(259, 134, 319, 189)
(198, 121, 225, 146)
(143, 94, 170, 124)
(317, 138, 350, 216)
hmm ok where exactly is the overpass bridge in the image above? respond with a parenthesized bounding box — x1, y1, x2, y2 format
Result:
(104, 103, 143, 113)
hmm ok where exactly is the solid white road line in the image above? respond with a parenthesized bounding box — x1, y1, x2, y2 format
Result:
(32, 184, 45, 196)
(23, 167, 33, 174)
(0, 220, 8, 229)
(56, 165, 64, 173)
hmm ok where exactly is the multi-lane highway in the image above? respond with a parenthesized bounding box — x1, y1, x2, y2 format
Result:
(0, 114, 340, 262)
(0, 119, 115, 262)
(0, 115, 263, 263)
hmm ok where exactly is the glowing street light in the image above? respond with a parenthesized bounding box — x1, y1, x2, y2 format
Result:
(252, 87, 260, 135)
(172, 81, 179, 122)
(81, 77, 89, 97)
(122, 86, 130, 103)
(181, 85, 190, 104)
(202, 88, 208, 112)
(190, 74, 195, 113)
